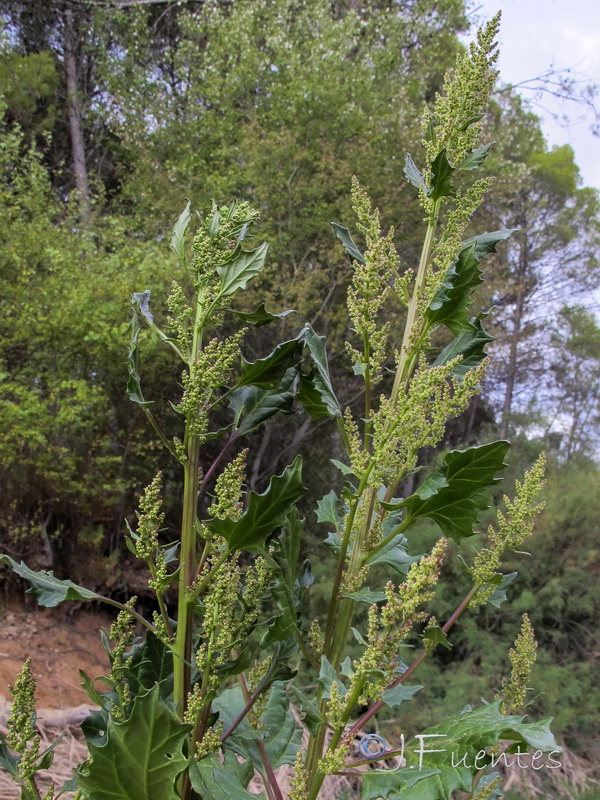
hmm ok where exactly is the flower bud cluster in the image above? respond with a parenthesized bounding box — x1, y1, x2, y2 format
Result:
(345, 178, 397, 384)
(177, 330, 246, 436)
(308, 619, 324, 658)
(194, 723, 223, 760)
(371, 356, 485, 487)
(109, 597, 137, 720)
(167, 280, 193, 353)
(289, 749, 309, 800)
(196, 555, 245, 690)
(134, 472, 164, 560)
(246, 658, 271, 727)
(209, 450, 248, 520)
(351, 539, 446, 702)
(192, 201, 259, 288)
(472, 776, 502, 800)
(240, 557, 271, 635)
(431, 176, 494, 281)
(8, 658, 40, 781)
(500, 614, 538, 714)
(422, 13, 501, 170)
(472, 454, 546, 603)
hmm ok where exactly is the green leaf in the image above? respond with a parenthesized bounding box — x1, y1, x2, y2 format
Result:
(382, 684, 423, 708)
(126, 310, 153, 408)
(290, 686, 326, 736)
(400, 441, 510, 541)
(367, 533, 422, 575)
(215, 685, 301, 770)
(80, 669, 110, 709)
(0, 734, 20, 777)
(369, 701, 561, 800)
(77, 685, 190, 800)
(189, 753, 264, 800)
(269, 511, 308, 641)
(423, 625, 452, 650)
(230, 369, 297, 437)
(0, 555, 100, 607)
(124, 632, 174, 701)
(228, 303, 295, 327)
(316, 490, 344, 530)
(208, 206, 221, 237)
(238, 336, 304, 389)
(81, 709, 110, 747)
(331, 458, 356, 477)
(361, 768, 440, 800)
(429, 149, 455, 201)
(487, 572, 518, 609)
(331, 222, 366, 265)
(433, 316, 494, 376)
(458, 143, 494, 171)
(261, 614, 297, 646)
(205, 457, 305, 553)
(169, 200, 192, 265)
(457, 113, 485, 132)
(297, 323, 342, 419)
(427, 230, 515, 335)
(215, 648, 253, 679)
(217, 241, 268, 297)
(318, 657, 347, 698)
(404, 154, 426, 191)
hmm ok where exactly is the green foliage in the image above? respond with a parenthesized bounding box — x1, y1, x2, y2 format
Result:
(205, 457, 305, 554)
(1, 4, 596, 799)
(77, 686, 190, 800)
(400, 441, 510, 541)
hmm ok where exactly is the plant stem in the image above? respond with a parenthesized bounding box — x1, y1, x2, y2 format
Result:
(96, 595, 156, 634)
(220, 685, 264, 743)
(390, 202, 440, 408)
(238, 674, 284, 800)
(173, 434, 201, 720)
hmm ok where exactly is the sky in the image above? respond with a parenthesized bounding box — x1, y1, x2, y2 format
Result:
(470, 0, 600, 190)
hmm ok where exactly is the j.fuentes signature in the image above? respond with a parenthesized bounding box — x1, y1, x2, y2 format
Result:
(358, 733, 562, 771)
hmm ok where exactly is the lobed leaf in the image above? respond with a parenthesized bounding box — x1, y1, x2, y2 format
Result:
(215, 685, 301, 770)
(228, 303, 295, 327)
(217, 241, 269, 297)
(458, 143, 494, 172)
(205, 457, 305, 553)
(331, 222, 366, 265)
(400, 441, 510, 541)
(230, 369, 297, 438)
(0, 555, 100, 607)
(428, 149, 456, 201)
(169, 200, 192, 265)
(297, 324, 342, 419)
(77, 685, 190, 800)
(189, 752, 263, 800)
(237, 336, 304, 389)
(427, 229, 515, 335)
(433, 316, 494, 377)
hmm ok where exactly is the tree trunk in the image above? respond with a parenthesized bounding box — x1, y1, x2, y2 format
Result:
(63, 7, 91, 221)
(500, 233, 528, 438)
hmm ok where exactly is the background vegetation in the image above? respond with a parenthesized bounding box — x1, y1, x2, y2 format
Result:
(1, 1, 599, 795)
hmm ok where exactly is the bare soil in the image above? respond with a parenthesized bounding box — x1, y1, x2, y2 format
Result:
(0, 601, 113, 709)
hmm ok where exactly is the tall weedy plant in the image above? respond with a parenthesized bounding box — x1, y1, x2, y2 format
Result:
(1, 14, 561, 800)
